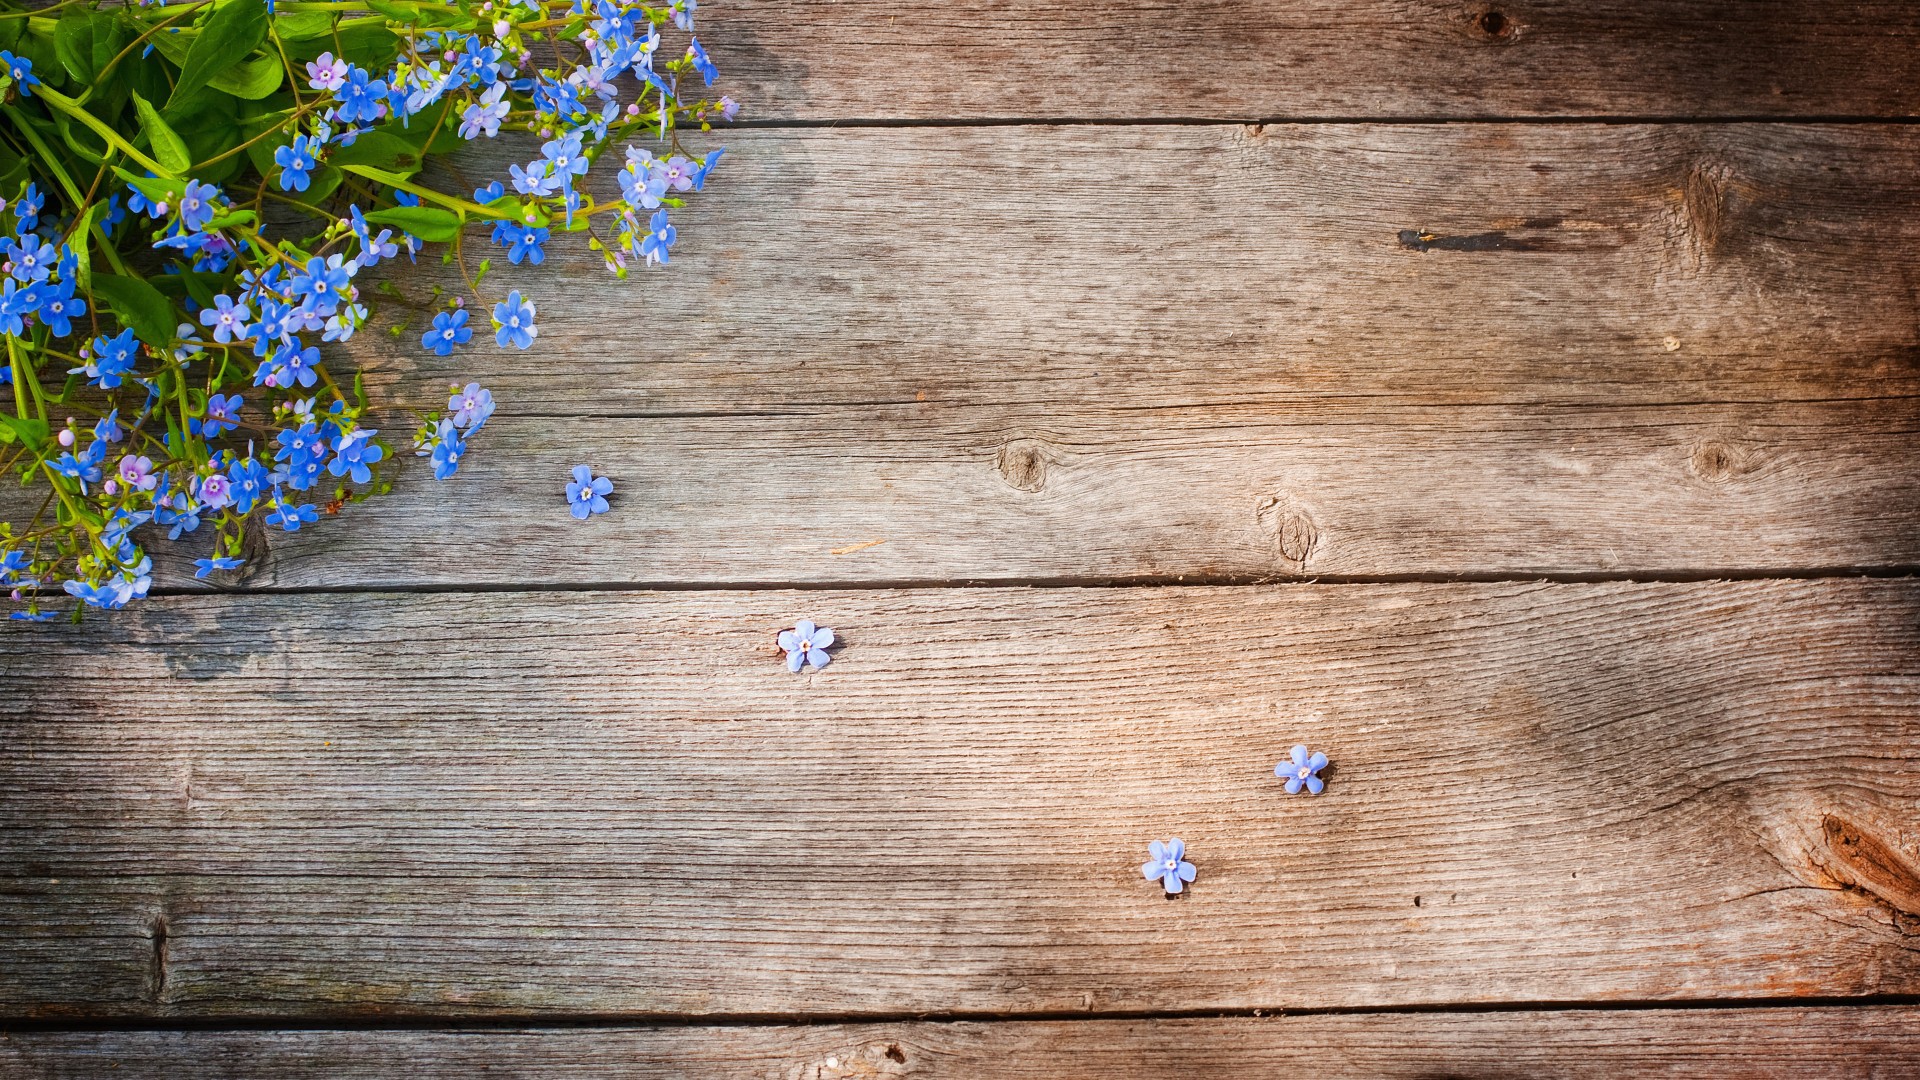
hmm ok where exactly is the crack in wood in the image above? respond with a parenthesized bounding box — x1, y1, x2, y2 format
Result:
(149, 913, 170, 1004)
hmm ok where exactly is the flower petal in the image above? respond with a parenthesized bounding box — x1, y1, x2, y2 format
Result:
(1147, 840, 1167, 862)
(1305, 775, 1325, 795)
(794, 619, 815, 637)
(1166, 838, 1184, 862)
(809, 626, 835, 649)
(786, 650, 805, 673)
(1308, 751, 1328, 772)
(1162, 872, 1184, 894)
(1290, 744, 1310, 767)
(591, 477, 613, 495)
(1177, 861, 1196, 882)
(1284, 776, 1303, 794)
(777, 631, 799, 651)
(1141, 860, 1161, 881)
(571, 464, 591, 485)
(806, 647, 831, 671)
(570, 501, 590, 519)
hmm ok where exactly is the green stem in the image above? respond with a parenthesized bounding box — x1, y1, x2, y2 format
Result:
(4, 112, 133, 277)
(34, 86, 169, 177)
(6, 336, 29, 423)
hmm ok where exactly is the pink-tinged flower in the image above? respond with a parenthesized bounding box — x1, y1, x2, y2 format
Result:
(307, 52, 348, 92)
(117, 455, 158, 492)
(197, 472, 233, 510)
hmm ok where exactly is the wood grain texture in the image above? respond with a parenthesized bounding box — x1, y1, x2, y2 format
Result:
(64, 123, 1920, 587)
(3, 581, 1916, 1018)
(165, 400, 1920, 588)
(368, 125, 1920, 415)
(7, 1008, 1920, 1078)
(699, 2, 1920, 119)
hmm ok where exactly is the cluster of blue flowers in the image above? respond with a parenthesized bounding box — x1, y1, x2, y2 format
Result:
(0, 0, 734, 620)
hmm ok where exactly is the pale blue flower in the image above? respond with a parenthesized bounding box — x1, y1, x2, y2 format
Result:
(1141, 838, 1196, 894)
(1278, 744, 1329, 795)
(566, 464, 613, 518)
(778, 620, 834, 672)
(493, 290, 536, 349)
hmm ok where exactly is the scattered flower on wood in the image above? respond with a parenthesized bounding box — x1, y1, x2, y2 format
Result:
(778, 620, 834, 672)
(566, 465, 613, 519)
(1141, 838, 1196, 895)
(0, 0, 736, 621)
(1278, 744, 1329, 795)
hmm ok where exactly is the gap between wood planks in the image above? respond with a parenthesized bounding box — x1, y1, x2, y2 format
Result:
(716, 114, 1920, 129)
(142, 564, 1920, 598)
(8, 994, 1920, 1033)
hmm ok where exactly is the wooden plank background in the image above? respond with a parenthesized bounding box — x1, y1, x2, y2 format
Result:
(143, 124, 1920, 586)
(4, 582, 1916, 1017)
(702, 2, 1920, 119)
(7, 1008, 1920, 1077)
(6, 0, 1920, 1072)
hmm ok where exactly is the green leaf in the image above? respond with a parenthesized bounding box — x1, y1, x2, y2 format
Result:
(364, 205, 464, 243)
(169, 0, 267, 107)
(362, 0, 412, 20)
(289, 163, 343, 206)
(327, 130, 420, 174)
(67, 201, 101, 291)
(0, 415, 50, 450)
(204, 208, 256, 230)
(54, 9, 97, 83)
(91, 273, 176, 348)
(309, 16, 397, 69)
(113, 166, 185, 206)
(131, 91, 192, 176)
(48, 106, 109, 165)
(274, 9, 336, 39)
(209, 53, 282, 100)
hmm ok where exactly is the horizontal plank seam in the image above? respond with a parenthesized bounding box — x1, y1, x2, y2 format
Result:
(9, 994, 1920, 1033)
(150, 567, 1920, 599)
(719, 115, 1920, 129)
(493, 393, 1920, 422)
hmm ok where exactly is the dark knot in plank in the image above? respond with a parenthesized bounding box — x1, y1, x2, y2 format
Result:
(1821, 814, 1920, 930)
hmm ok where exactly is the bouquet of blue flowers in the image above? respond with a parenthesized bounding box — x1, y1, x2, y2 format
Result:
(0, 0, 733, 618)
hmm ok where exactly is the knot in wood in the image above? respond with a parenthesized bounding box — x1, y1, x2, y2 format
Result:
(1820, 814, 1920, 928)
(1256, 493, 1320, 568)
(995, 436, 1054, 493)
(1467, 4, 1518, 41)
(1688, 438, 1760, 484)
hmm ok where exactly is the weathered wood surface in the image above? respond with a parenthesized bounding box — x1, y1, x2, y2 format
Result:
(374, 125, 1920, 414)
(175, 401, 1920, 589)
(700, 2, 1920, 120)
(7, 1009, 1920, 1078)
(115, 123, 1920, 586)
(3, 581, 1916, 1018)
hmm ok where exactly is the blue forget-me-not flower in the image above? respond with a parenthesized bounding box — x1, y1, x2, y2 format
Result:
(566, 464, 613, 519)
(1142, 838, 1197, 894)
(778, 620, 835, 672)
(1278, 744, 1329, 794)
